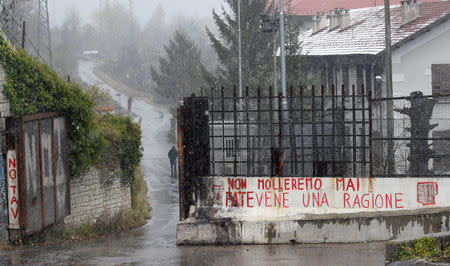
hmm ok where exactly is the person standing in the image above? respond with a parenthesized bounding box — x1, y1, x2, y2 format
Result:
(168, 146, 178, 178)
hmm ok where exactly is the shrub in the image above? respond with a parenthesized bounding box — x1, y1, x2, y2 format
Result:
(0, 35, 99, 176)
(96, 114, 143, 185)
(0, 35, 143, 185)
(392, 237, 441, 261)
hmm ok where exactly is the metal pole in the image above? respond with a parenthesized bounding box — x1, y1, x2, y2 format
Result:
(279, 0, 287, 106)
(21, 21, 25, 49)
(272, 0, 277, 94)
(237, 0, 243, 107)
(237, 0, 243, 173)
(384, 0, 395, 174)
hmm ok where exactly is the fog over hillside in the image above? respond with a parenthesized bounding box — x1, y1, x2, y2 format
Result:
(49, 0, 222, 27)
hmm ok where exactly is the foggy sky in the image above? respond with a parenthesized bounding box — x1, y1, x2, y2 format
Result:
(49, 0, 223, 27)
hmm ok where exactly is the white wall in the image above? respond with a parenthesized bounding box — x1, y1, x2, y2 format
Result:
(392, 19, 450, 97)
(203, 176, 449, 219)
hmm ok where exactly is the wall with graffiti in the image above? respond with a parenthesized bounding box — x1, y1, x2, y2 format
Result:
(204, 177, 447, 219)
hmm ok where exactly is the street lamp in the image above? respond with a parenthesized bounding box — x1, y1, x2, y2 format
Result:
(279, 0, 287, 107)
(237, 0, 243, 110)
(260, 1, 287, 107)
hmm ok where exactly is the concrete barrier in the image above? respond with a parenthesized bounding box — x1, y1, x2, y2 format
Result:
(177, 177, 450, 245)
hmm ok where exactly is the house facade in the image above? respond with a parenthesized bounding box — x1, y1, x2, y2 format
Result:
(297, 1, 450, 174)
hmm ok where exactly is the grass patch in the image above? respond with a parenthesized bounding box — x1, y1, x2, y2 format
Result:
(131, 167, 152, 222)
(391, 236, 448, 262)
(24, 209, 145, 245)
(429, 246, 450, 263)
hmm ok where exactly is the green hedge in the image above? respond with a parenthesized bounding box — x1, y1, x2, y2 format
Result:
(97, 115, 143, 185)
(0, 35, 142, 184)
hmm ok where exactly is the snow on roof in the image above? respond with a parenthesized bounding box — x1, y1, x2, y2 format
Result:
(299, 2, 450, 56)
(286, 0, 438, 16)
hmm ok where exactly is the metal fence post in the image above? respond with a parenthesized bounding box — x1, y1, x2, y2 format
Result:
(180, 95, 210, 219)
(177, 107, 186, 221)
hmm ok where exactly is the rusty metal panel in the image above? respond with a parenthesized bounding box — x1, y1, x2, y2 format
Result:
(53, 117, 70, 219)
(40, 118, 55, 226)
(16, 114, 70, 236)
(22, 112, 60, 122)
(23, 120, 42, 235)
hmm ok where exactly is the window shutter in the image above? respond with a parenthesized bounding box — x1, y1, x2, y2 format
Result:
(442, 64, 450, 94)
(432, 64, 441, 95)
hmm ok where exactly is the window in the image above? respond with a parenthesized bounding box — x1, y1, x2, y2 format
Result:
(432, 64, 450, 96)
(342, 64, 350, 94)
(225, 139, 234, 158)
(365, 65, 372, 95)
(356, 64, 364, 95)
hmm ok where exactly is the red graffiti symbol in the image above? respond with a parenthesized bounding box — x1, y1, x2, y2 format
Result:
(417, 182, 438, 206)
(213, 183, 224, 206)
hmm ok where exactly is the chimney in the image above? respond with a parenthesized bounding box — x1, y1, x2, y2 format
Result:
(340, 9, 350, 30)
(329, 8, 341, 29)
(401, 0, 422, 25)
(313, 12, 327, 33)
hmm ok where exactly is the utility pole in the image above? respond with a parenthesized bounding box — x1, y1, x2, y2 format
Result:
(37, 0, 52, 67)
(129, 0, 134, 21)
(272, 0, 278, 93)
(21, 21, 25, 49)
(279, 0, 287, 107)
(384, 0, 395, 174)
(0, 0, 17, 46)
(129, 0, 135, 42)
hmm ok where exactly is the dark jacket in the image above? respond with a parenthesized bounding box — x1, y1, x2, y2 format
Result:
(168, 148, 178, 163)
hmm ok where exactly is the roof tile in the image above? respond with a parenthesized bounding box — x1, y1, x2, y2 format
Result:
(288, 0, 438, 16)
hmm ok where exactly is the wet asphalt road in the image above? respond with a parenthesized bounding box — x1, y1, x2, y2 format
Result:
(0, 60, 387, 265)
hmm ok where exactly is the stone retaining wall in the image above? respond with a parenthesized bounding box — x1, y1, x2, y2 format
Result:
(64, 168, 132, 225)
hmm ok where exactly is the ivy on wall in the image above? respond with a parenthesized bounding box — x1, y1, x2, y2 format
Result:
(97, 115, 143, 185)
(0, 35, 142, 184)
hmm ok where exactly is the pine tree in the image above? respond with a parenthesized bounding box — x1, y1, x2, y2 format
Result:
(206, 0, 273, 91)
(151, 29, 206, 103)
(285, 3, 305, 86)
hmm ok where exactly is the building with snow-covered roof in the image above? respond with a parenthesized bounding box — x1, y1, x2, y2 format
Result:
(298, 1, 450, 98)
(274, 0, 440, 32)
(295, 1, 450, 173)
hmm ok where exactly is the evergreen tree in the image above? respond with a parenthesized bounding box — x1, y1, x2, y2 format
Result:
(285, 3, 305, 86)
(206, 0, 273, 91)
(151, 29, 206, 103)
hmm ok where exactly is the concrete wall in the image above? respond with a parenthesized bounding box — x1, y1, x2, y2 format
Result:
(64, 168, 132, 226)
(178, 209, 450, 245)
(199, 177, 449, 219)
(178, 176, 450, 245)
(392, 19, 450, 97)
(0, 64, 10, 242)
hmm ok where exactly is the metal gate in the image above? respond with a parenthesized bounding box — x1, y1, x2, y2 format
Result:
(177, 86, 450, 220)
(6, 112, 70, 236)
(206, 85, 372, 178)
